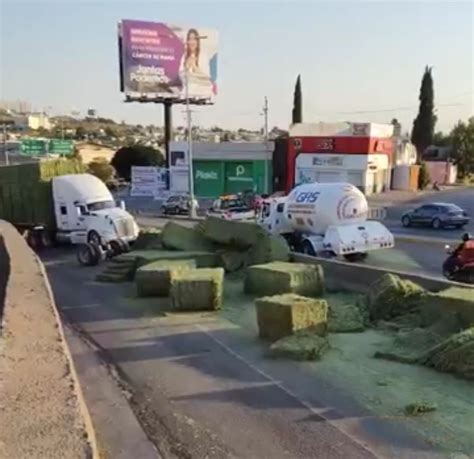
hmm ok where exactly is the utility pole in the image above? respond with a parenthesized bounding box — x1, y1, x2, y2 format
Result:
(263, 96, 269, 194)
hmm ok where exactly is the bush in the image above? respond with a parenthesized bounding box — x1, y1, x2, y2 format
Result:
(418, 161, 430, 190)
(111, 145, 165, 181)
(88, 157, 115, 183)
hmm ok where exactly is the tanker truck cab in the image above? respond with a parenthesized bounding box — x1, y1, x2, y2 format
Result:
(52, 174, 139, 245)
(258, 183, 394, 261)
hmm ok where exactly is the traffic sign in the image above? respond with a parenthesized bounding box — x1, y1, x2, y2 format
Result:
(49, 139, 74, 155)
(21, 138, 48, 155)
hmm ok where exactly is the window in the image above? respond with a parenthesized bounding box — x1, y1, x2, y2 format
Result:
(60, 206, 67, 215)
(276, 203, 284, 213)
(87, 200, 115, 211)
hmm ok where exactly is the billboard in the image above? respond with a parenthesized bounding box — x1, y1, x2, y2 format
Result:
(119, 20, 218, 103)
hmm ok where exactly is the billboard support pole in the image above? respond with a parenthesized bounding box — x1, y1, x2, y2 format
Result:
(164, 101, 173, 169)
(185, 70, 197, 218)
(263, 96, 269, 194)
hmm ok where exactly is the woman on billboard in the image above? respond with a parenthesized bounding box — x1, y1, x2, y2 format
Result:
(179, 28, 215, 99)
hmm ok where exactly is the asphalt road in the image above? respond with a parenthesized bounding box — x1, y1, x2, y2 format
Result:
(43, 248, 442, 459)
(382, 187, 474, 239)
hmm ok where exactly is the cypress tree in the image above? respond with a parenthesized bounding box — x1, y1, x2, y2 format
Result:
(411, 66, 437, 161)
(292, 75, 302, 124)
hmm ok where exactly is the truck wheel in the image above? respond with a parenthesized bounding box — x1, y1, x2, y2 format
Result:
(76, 243, 101, 266)
(302, 240, 316, 256)
(88, 230, 101, 246)
(40, 231, 53, 248)
(25, 230, 40, 250)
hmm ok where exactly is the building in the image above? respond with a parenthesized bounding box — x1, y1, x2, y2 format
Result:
(28, 113, 51, 130)
(168, 141, 273, 198)
(275, 122, 394, 195)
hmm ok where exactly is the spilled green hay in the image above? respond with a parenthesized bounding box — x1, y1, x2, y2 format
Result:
(246, 234, 290, 266)
(366, 273, 426, 320)
(328, 295, 365, 333)
(171, 268, 225, 311)
(245, 262, 324, 297)
(269, 330, 329, 361)
(256, 294, 328, 341)
(136, 259, 196, 297)
(133, 228, 162, 250)
(405, 403, 437, 416)
(161, 222, 214, 252)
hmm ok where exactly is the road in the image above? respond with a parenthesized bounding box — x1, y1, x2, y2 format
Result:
(378, 187, 474, 239)
(43, 248, 444, 459)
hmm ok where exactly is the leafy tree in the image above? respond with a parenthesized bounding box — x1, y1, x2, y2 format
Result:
(451, 117, 474, 178)
(418, 161, 430, 189)
(88, 157, 115, 183)
(111, 145, 164, 181)
(411, 66, 437, 160)
(75, 126, 86, 139)
(433, 131, 452, 147)
(292, 75, 302, 124)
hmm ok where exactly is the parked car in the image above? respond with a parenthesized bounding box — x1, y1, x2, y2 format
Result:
(161, 194, 196, 215)
(401, 203, 470, 229)
(207, 194, 255, 221)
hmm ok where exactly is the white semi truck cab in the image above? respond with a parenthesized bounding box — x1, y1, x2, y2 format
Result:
(52, 174, 139, 246)
(258, 182, 394, 261)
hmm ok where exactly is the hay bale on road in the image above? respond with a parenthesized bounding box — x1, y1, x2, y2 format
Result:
(135, 250, 220, 269)
(136, 259, 196, 297)
(328, 299, 365, 333)
(198, 217, 264, 248)
(171, 268, 224, 311)
(247, 234, 290, 266)
(244, 262, 324, 297)
(367, 274, 426, 321)
(419, 327, 474, 380)
(161, 222, 214, 252)
(421, 287, 474, 328)
(256, 294, 328, 341)
(133, 228, 162, 250)
(269, 330, 329, 361)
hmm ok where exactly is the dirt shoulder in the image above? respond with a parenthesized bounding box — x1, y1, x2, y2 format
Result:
(0, 221, 92, 458)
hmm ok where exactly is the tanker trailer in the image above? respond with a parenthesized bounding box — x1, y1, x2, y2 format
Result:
(258, 182, 394, 261)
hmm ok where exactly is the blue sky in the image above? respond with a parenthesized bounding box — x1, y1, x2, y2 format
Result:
(1, 0, 473, 132)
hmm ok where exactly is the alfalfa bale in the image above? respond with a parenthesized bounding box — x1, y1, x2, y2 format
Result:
(367, 273, 426, 321)
(197, 217, 264, 248)
(247, 233, 290, 266)
(244, 262, 324, 297)
(136, 259, 196, 297)
(421, 287, 474, 328)
(269, 330, 329, 361)
(133, 228, 163, 250)
(161, 221, 214, 252)
(170, 268, 224, 311)
(255, 293, 328, 341)
(134, 250, 220, 269)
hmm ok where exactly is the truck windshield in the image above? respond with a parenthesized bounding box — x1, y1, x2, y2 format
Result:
(87, 200, 116, 211)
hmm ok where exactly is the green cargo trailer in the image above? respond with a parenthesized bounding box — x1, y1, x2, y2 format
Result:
(0, 159, 84, 228)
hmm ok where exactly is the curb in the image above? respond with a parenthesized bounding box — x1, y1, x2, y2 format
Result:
(394, 234, 458, 246)
(36, 256, 100, 459)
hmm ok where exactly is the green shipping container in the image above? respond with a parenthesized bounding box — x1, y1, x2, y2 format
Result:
(0, 159, 84, 227)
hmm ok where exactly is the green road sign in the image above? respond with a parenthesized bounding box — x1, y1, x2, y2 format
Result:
(21, 138, 48, 155)
(49, 139, 74, 155)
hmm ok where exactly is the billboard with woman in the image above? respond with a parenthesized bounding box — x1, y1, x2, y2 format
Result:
(119, 20, 218, 103)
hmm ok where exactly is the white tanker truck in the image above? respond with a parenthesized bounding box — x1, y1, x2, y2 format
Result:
(257, 182, 394, 261)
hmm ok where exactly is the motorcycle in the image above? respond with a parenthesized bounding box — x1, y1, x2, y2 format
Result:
(442, 242, 474, 284)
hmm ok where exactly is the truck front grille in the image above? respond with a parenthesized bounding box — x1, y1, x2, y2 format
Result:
(114, 218, 135, 238)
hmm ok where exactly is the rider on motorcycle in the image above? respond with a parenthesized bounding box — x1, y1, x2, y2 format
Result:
(445, 232, 472, 273)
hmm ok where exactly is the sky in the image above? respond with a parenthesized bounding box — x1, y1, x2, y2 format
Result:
(0, 0, 473, 133)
